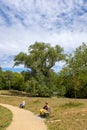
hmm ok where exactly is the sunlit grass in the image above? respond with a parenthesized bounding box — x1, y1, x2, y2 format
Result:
(0, 105, 12, 130)
(60, 101, 83, 108)
(0, 90, 87, 130)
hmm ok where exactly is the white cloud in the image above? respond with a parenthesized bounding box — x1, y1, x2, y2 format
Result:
(0, 0, 87, 70)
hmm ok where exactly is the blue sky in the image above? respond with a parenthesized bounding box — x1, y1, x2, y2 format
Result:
(0, 0, 87, 72)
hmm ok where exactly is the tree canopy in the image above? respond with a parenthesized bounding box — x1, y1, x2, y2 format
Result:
(59, 43, 87, 98)
(14, 42, 65, 72)
(1, 42, 87, 98)
(14, 42, 65, 96)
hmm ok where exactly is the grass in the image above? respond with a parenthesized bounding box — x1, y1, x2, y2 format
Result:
(0, 105, 12, 130)
(0, 90, 87, 130)
(60, 101, 83, 108)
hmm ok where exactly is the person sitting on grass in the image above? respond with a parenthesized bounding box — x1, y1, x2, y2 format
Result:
(40, 102, 51, 117)
(19, 100, 26, 108)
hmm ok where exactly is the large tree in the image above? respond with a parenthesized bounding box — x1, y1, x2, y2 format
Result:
(65, 42, 87, 98)
(14, 42, 65, 73)
(14, 42, 65, 96)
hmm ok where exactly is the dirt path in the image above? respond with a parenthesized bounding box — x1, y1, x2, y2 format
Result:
(0, 103, 47, 130)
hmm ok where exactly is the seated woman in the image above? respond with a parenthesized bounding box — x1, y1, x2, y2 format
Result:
(19, 100, 26, 108)
(40, 102, 51, 117)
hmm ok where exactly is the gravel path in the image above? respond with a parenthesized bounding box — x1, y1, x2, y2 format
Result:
(0, 103, 47, 130)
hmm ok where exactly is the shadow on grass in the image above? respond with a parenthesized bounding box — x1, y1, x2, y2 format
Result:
(0, 90, 29, 97)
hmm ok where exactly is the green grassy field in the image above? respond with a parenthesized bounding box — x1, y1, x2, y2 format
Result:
(0, 90, 87, 130)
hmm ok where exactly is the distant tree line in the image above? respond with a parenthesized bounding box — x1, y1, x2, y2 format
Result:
(0, 42, 87, 98)
(0, 68, 24, 91)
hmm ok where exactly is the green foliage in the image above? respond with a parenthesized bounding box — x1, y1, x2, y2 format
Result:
(59, 42, 87, 98)
(1, 71, 14, 90)
(14, 42, 65, 97)
(37, 84, 52, 97)
(25, 78, 52, 97)
(25, 78, 38, 96)
(14, 42, 65, 72)
(13, 52, 27, 67)
(2, 42, 87, 98)
(0, 68, 3, 90)
(11, 72, 24, 91)
(0, 70, 24, 91)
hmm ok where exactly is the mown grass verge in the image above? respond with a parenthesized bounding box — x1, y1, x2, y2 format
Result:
(0, 105, 12, 130)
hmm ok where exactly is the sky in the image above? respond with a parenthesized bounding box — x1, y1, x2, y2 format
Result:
(0, 0, 87, 72)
